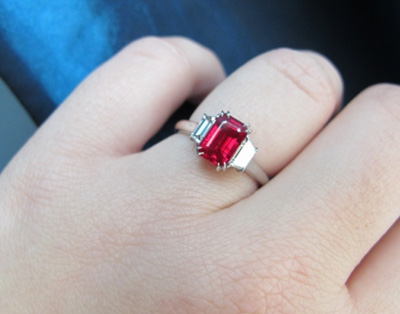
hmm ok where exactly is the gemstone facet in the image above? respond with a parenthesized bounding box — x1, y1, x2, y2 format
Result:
(198, 112, 248, 167)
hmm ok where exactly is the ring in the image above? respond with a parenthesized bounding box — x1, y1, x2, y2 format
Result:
(175, 111, 269, 185)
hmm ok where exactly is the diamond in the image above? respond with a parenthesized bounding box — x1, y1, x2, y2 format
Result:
(190, 114, 214, 144)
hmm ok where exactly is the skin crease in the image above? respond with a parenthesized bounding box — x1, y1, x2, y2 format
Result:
(1, 36, 400, 313)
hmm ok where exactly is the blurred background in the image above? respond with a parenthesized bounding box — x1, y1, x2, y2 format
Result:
(1, 0, 400, 170)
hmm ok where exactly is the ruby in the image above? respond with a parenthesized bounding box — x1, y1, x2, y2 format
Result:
(199, 113, 248, 166)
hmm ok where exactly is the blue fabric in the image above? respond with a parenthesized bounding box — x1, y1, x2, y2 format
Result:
(1, 1, 400, 124)
(0, 0, 268, 123)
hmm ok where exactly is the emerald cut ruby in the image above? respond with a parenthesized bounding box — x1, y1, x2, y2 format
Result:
(199, 113, 247, 166)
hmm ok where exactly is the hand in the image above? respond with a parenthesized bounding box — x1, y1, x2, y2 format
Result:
(1, 36, 399, 313)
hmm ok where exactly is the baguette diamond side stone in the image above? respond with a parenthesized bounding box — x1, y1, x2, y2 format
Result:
(230, 138, 257, 171)
(190, 115, 214, 144)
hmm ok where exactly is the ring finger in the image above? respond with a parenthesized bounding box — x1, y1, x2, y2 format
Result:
(138, 48, 343, 212)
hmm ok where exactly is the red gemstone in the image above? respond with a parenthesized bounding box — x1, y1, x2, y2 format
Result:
(199, 113, 248, 166)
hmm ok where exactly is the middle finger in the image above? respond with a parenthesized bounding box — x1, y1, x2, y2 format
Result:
(246, 83, 400, 285)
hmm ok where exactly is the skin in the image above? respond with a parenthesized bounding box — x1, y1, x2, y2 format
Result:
(0, 36, 400, 313)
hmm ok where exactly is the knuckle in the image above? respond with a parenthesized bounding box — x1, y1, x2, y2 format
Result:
(212, 241, 324, 313)
(259, 48, 340, 107)
(4, 148, 94, 212)
(6, 161, 54, 208)
(124, 36, 192, 75)
(306, 190, 365, 263)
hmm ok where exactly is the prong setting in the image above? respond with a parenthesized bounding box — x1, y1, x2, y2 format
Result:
(216, 162, 229, 171)
(196, 146, 204, 156)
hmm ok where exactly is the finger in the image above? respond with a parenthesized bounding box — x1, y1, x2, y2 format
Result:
(346, 219, 400, 313)
(246, 84, 400, 285)
(190, 49, 343, 175)
(140, 48, 343, 211)
(29, 36, 225, 156)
